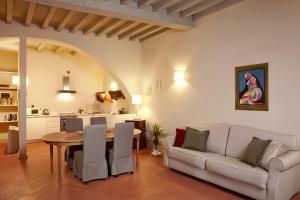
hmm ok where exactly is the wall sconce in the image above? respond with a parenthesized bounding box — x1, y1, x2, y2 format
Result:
(174, 69, 185, 82)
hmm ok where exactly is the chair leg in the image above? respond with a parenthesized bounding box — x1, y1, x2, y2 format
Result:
(113, 175, 118, 177)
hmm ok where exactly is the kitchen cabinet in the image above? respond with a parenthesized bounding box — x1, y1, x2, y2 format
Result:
(104, 114, 135, 128)
(27, 117, 46, 140)
(25, 114, 136, 141)
(46, 117, 60, 134)
(78, 115, 90, 127)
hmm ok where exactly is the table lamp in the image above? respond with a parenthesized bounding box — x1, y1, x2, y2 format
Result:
(132, 94, 142, 119)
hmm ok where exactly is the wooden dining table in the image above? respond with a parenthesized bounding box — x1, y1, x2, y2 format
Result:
(42, 128, 142, 182)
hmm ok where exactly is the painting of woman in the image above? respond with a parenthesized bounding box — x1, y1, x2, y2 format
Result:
(235, 63, 268, 111)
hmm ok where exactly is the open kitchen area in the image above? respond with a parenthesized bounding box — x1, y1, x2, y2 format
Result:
(0, 38, 138, 143)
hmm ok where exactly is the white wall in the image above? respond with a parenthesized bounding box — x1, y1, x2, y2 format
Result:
(27, 48, 104, 113)
(0, 21, 141, 96)
(0, 50, 18, 72)
(141, 0, 300, 135)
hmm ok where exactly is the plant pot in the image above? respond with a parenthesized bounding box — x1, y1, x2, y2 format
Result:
(151, 149, 161, 157)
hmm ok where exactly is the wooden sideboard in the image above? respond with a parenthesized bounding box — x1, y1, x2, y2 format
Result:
(125, 119, 146, 149)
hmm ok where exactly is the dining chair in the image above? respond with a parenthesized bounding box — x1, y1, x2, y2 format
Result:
(90, 117, 107, 125)
(73, 124, 108, 183)
(65, 118, 83, 132)
(65, 118, 84, 168)
(109, 122, 135, 176)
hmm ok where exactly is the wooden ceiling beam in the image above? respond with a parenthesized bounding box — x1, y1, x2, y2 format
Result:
(139, 27, 171, 42)
(36, 43, 44, 52)
(181, 0, 223, 17)
(25, 2, 36, 26)
(129, 25, 160, 41)
(71, 51, 77, 56)
(153, 0, 181, 12)
(193, 0, 244, 20)
(96, 18, 120, 36)
(70, 13, 93, 33)
(26, 0, 194, 30)
(84, 16, 106, 35)
(56, 10, 76, 31)
(42, 7, 57, 29)
(118, 23, 148, 39)
(167, 0, 202, 15)
(138, 0, 153, 9)
(120, 0, 130, 5)
(107, 21, 134, 38)
(55, 46, 64, 54)
(6, 0, 13, 24)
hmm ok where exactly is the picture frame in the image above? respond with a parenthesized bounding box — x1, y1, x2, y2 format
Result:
(235, 63, 268, 111)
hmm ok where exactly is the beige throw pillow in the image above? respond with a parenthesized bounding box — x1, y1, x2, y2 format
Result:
(260, 141, 288, 170)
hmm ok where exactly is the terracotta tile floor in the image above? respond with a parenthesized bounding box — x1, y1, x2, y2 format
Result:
(0, 143, 299, 200)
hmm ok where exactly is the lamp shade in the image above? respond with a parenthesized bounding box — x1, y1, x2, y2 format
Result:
(132, 95, 142, 105)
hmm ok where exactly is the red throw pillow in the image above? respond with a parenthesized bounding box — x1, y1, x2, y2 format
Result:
(173, 128, 186, 147)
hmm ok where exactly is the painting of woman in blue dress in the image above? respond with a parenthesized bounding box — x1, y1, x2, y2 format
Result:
(235, 63, 268, 111)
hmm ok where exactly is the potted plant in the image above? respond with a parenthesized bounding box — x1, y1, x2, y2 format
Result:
(150, 123, 165, 156)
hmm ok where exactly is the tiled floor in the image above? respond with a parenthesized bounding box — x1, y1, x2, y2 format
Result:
(0, 143, 299, 200)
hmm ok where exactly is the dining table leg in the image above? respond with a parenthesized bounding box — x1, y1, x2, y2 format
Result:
(136, 135, 140, 169)
(50, 144, 53, 174)
(57, 145, 62, 183)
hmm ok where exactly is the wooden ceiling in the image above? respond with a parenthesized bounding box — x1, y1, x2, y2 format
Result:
(0, 0, 243, 42)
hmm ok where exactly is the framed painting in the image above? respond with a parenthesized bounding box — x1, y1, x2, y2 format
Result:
(235, 63, 268, 111)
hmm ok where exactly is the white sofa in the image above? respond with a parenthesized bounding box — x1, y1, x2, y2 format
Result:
(164, 124, 300, 200)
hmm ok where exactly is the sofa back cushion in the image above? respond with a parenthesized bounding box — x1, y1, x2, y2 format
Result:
(186, 123, 230, 155)
(226, 125, 299, 159)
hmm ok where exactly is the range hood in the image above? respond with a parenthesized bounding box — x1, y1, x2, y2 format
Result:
(57, 76, 77, 94)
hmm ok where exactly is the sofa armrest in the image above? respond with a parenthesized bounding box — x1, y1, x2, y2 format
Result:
(269, 150, 300, 172)
(164, 136, 175, 148)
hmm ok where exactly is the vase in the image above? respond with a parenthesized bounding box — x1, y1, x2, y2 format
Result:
(151, 149, 161, 156)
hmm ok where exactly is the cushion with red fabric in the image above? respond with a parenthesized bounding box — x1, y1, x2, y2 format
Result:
(173, 128, 186, 147)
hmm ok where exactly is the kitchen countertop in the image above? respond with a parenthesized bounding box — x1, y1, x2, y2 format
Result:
(27, 113, 135, 118)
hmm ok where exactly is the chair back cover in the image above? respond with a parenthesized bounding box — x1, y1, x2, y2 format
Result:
(90, 117, 107, 125)
(83, 124, 107, 164)
(113, 122, 134, 159)
(65, 118, 83, 132)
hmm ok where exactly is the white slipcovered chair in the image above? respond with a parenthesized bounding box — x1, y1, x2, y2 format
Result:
(72, 124, 108, 183)
(109, 122, 134, 176)
(65, 118, 84, 168)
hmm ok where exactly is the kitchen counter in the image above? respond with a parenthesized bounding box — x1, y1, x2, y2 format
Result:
(27, 113, 133, 118)
(27, 113, 136, 141)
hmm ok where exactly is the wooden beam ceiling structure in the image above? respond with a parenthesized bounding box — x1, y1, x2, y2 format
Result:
(6, 0, 13, 24)
(25, 2, 36, 26)
(0, 0, 244, 42)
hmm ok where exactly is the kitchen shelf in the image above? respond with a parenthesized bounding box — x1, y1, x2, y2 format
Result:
(0, 121, 18, 123)
(0, 88, 18, 91)
(0, 105, 18, 107)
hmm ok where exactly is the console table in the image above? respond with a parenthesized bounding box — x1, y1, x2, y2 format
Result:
(126, 119, 146, 149)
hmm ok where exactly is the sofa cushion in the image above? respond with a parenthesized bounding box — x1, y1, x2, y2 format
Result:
(187, 123, 230, 155)
(241, 137, 272, 167)
(173, 128, 186, 147)
(182, 127, 209, 152)
(206, 156, 268, 189)
(226, 125, 299, 159)
(167, 147, 223, 169)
